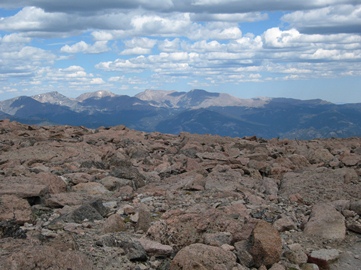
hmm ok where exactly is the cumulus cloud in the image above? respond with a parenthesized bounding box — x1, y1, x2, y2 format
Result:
(0, 7, 135, 37)
(4, 0, 360, 13)
(121, 37, 157, 55)
(158, 38, 181, 52)
(190, 12, 268, 22)
(61, 41, 109, 54)
(283, 4, 361, 34)
(1, 0, 361, 100)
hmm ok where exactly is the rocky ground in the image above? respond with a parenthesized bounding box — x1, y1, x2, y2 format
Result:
(0, 119, 360, 270)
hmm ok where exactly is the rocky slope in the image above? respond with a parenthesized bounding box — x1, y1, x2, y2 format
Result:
(0, 119, 360, 269)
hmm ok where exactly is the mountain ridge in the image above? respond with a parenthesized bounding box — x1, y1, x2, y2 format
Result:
(1, 89, 360, 139)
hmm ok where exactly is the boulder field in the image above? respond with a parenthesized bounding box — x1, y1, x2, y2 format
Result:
(0, 119, 360, 269)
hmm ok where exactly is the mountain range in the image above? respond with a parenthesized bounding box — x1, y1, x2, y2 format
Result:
(1, 89, 361, 139)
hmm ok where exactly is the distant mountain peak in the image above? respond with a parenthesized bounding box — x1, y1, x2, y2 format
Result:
(31, 91, 81, 110)
(32, 91, 72, 103)
(137, 89, 269, 109)
(76, 90, 117, 102)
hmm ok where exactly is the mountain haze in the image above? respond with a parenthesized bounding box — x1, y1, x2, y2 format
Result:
(1, 89, 361, 139)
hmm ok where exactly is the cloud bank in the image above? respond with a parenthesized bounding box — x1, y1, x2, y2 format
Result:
(0, 0, 360, 102)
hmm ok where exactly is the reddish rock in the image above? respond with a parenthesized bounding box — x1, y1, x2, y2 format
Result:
(136, 237, 173, 257)
(62, 172, 93, 185)
(136, 205, 153, 233)
(72, 182, 110, 195)
(340, 153, 361, 166)
(203, 232, 232, 247)
(44, 192, 92, 207)
(99, 176, 131, 191)
(102, 214, 126, 233)
(249, 220, 282, 267)
(37, 172, 67, 194)
(0, 183, 47, 199)
(1, 244, 94, 270)
(170, 243, 239, 270)
(273, 216, 296, 232)
(308, 148, 334, 165)
(0, 195, 32, 224)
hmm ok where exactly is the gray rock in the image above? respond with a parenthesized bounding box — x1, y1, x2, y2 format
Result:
(97, 233, 147, 262)
(203, 232, 232, 247)
(350, 200, 361, 215)
(304, 203, 346, 241)
(63, 203, 104, 223)
(234, 240, 254, 267)
(310, 249, 340, 262)
(285, 243, 308, 264)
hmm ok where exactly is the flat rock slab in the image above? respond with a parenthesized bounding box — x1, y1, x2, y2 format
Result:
(304, 203, 346, 241)
(310, 249, 340, 262)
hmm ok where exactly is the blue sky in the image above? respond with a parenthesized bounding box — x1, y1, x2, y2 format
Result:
(0, 0, 360, 103)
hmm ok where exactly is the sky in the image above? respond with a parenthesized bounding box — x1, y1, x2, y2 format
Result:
(0, 0, 361, 103)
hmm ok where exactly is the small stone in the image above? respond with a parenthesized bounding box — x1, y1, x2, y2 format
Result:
(102, 214, 126, 233)
(234, 240, 254, 268)
(350, 200, 361, 215)
(269, 263, 286, 270)
(130, 212, 139, 223)
(221, 244, 234, 252)
(285, 243, 308, 264)
(203, 232, 232, 247)
(310, 249, 340, 262)
(346, 221, 361, 234)
(136, 237, 173, 257)
(273, 216, 296, 232)
(301, 263, 319, 270)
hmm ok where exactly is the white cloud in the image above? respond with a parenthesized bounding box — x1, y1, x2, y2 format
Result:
(130, 13, 191, 36)
(158, 38, 181, 52)
(0, 33, 31, 43)
(90, 78, 105, 84)
(190, 12, 267, 22)
(262, 28, 301, 48)
(61, 41, 109, 54)
(121, 37, 157, 55)
(1, 1, 361, 101)
(282, 4, 361, 34)
(188, 22, 242, 40)
(91, 31, 115, 41)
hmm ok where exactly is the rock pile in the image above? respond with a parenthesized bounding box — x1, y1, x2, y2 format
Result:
(0, 119, 360, 269)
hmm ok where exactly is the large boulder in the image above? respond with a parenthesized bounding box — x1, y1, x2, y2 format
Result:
(170, 243, 239, 270)
(249, 220, 282, 268)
